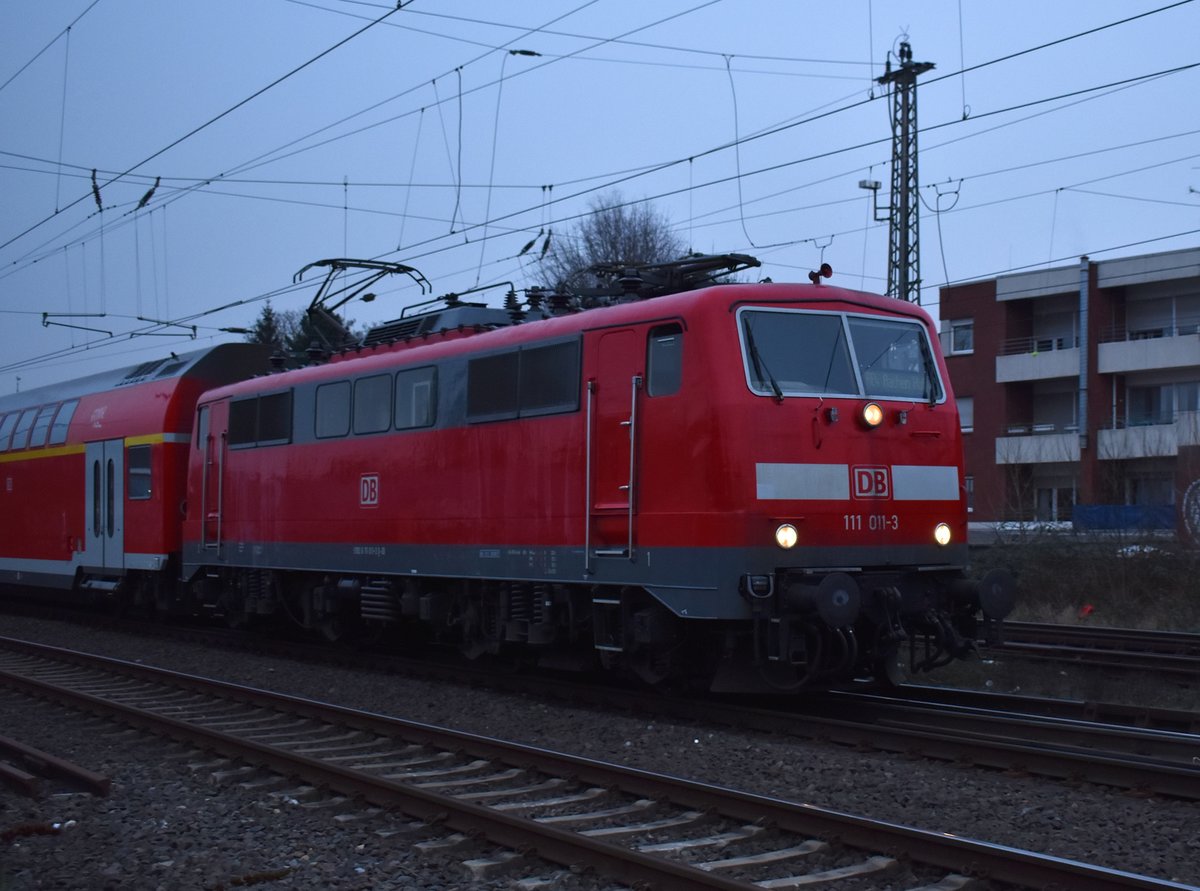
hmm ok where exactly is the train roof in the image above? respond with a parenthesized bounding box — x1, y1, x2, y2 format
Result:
(0, 343, 273, 415)
(202, 279, 936, 402)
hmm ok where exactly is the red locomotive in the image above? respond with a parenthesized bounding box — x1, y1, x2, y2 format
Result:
(1, 256, 1013, 690)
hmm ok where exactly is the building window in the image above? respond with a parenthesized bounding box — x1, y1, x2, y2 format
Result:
(957, 396, 974, 433)
(1036, 486, 1076, 521)
(1127, 385, 1170, 427)
(965, 475, 974, 513)
(1127, 474, 1173, 506)
(949, 319, 974, 354)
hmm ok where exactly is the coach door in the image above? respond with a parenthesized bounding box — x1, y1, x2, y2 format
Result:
(84, 439, 125, 571)
(588, 328, 643, 562)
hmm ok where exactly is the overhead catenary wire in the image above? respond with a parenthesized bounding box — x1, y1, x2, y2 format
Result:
(0, 1, 408, 256)
(3, 2, 1197, 380)
(4, 54, 1196, 292)
(8, 0, 1179, 286)
(0, 0, 101, 96)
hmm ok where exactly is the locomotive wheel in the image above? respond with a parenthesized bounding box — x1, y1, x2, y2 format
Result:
(628, 646, 674, 687)
(318, 615, 347, 643)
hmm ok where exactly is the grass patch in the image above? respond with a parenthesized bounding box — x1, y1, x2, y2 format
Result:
(970, 535, 1200, 632)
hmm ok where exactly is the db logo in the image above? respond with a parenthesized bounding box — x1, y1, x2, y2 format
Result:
(359, 473, 380, 507)
(851, 466, 890, 499)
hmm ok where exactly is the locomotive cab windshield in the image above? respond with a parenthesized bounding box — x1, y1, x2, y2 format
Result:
(738, 307, 943, 402)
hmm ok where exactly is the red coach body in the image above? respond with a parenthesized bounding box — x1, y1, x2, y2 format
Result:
(0, 345, 270, 597)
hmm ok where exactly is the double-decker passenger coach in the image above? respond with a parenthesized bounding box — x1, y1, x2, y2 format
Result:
(0, 345, 271, 607)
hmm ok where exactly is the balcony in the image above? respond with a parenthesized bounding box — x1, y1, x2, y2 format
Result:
(1098, 323, 1200, 374)
(996, 421, 1080, 464)
(1096, 412, 1200, 459)
(996, 335, 1079, 382)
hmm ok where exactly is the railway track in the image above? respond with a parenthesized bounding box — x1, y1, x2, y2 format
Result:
(991, 621, 1200, 675)
(1, 635, 1192, 891)
(794, 687, 1200, 799)
(0, 729, 110, 798)
(5, 604, 1199, 802)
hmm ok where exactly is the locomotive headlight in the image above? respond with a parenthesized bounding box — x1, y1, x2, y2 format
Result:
(774, 523, 799, 549)
(934, 522, 952, 546)
(861, 402, 884, 428)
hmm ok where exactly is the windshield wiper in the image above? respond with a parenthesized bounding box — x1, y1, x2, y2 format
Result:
(744, 318, 783, 403)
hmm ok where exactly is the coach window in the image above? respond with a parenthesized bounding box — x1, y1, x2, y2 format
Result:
(10, 408, 38, 451)
(647, 324, 683, 396)
(520, 340, 580, 415)
(467, 352, 520, 422)
(29, 405, 57, 449)
(395, 366, 436, 430)
(49, 399, 78, 445)
(353, 374, 392, 434)
(0, 412, 17, 451)
(316, 381, 351, 438)
(127, 445, 153, 500)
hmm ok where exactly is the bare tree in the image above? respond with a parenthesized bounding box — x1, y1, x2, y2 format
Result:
(537, 191, 685, 293)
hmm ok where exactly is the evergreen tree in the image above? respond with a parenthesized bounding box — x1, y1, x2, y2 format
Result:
(245, 301, 360, 357)
(245, 300, 289, 352)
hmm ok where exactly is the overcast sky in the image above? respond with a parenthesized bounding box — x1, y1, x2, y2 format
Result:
(2, 0, 1197, 393)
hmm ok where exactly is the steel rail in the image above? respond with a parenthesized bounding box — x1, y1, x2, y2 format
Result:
(0, 635, 1194, 890)
(994, 622, 1200, 674)
(0, 733, 110, 797)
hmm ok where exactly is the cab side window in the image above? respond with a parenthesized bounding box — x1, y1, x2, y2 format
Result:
(647, 324, 683, 396)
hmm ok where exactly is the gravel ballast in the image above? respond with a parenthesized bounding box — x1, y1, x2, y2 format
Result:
(2, 615, 1198, 889)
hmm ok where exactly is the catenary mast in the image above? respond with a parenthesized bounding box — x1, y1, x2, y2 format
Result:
(877, 41, 934, 303)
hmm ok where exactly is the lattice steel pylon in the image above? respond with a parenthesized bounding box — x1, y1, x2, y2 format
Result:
(877, 41, 934, 302)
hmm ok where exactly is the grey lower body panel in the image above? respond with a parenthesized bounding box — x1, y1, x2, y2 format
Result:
(182, 539, 969, 621)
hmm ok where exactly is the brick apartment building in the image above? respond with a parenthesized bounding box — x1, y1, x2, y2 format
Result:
(938, 246, 1200, 538)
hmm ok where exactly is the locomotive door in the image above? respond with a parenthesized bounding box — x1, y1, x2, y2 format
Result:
(198, 402, 227, 551)
(588, 328, 642, 559)
(83, 439, 125, 571)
